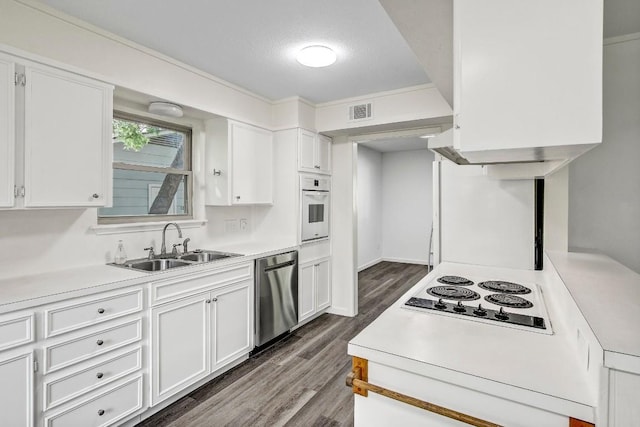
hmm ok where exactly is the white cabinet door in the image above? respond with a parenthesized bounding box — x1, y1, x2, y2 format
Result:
(0, 350, 33, 427)
(453, 0, 601, 162)
(298, 129, 332, 175)
(315, 258, 331, 311)
(298, 262, 316, 322)
(0, 55, 15, 208)
(609, 370, 640, 427)
(298, 129, 316, 172)
(231, 122, 272, 205)
(151, 293, 210, 405)
(211, 280, 252, 369)
(23, 63, 112, 207)
(316, 134, 332, 175)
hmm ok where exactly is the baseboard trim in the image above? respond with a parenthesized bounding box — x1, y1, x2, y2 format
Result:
(382, 257, 430, 266)
(326, 306, 356, 317)
(357, 258, 383, 272)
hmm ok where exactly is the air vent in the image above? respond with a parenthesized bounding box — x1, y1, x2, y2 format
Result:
(348, 103, 373, 121)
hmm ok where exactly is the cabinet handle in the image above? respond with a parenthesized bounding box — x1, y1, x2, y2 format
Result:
(98, 409, 105, 416)
(212, 169, 222, 176)
(212, 298, 218, 302)
(206, 299, 211, 304)
(314, 165, 321, 169)
(96, 372, 104, 379)
(97, 308, 105, 314)
(92, 193, 100, 199)
(96, 339, 104, 346)
(235, 196, 241, 200)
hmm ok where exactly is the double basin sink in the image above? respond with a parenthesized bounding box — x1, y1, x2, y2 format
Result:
(117, 250, 242, 272)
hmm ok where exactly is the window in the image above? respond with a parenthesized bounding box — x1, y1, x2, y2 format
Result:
(98, 112, 192, 223)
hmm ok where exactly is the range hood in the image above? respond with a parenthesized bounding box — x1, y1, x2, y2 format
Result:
(428, 129, 595, 179)
(428, 129, 470, 165)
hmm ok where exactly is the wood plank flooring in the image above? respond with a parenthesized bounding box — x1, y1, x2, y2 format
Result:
(136, 261, 429, 427)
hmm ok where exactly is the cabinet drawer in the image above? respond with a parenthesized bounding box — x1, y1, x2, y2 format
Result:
(44, 319, 142, 374)
(44, 289, 143, 338)
(0, 312, 34, 352)
(44, 375, 143, 427)
(151, 263, 252, 305)
(44, 347, 142, 411)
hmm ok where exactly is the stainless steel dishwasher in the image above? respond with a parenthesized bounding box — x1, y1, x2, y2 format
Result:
(255, 251, 298, 347)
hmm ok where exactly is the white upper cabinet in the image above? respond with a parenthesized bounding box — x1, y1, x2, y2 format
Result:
(0, 54, 15, 208)
(205, 118, 273, 206)
(0, 49, 113, 209)
(23, 63, 113, 207)
(451, 0, 602, 164)
(298, 129, 331, 175)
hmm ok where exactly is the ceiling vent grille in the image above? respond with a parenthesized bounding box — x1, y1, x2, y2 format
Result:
(348, 102, 373, 121)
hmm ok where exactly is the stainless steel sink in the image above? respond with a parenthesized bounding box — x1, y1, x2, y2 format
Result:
(111, 249, 242, 272)
(179, 251, 238, 263)
(124, 259, 191, 271)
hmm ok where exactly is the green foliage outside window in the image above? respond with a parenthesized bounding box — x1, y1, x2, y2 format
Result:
(112, 119, 161, 151)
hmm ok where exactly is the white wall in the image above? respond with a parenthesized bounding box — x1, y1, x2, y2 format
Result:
(438, 162, 535, 270)
(569, 34, 640, 274)
(330, 137, 358, 317)
(357, 146, 383, 270)
(381, 149, 434, 265)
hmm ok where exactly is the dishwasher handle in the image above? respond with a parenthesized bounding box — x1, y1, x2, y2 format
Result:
(263, 260, 296, 272)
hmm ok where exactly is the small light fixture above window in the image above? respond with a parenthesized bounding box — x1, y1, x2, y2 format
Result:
(296, 45, 337, 68)
(148, 102, 184, 118)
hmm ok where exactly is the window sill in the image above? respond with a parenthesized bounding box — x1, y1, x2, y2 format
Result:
(92, 219, 208, 235)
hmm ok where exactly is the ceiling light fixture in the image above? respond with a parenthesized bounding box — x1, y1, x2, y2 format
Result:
(419, 133, 439, 139)
(296, 45, 337, 68)
(148, 102, 183, 118)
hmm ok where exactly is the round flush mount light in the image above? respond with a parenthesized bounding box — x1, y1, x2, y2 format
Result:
(296, 45, 337, 68)
(148, 102, 184, 118)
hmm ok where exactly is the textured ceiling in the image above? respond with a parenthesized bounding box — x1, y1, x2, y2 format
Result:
(35, 0, 430, 103)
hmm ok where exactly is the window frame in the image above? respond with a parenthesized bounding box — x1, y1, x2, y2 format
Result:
(98, 111, 194, 225)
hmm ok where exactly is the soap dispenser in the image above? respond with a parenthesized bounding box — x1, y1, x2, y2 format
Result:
(114, 240, 127, 265)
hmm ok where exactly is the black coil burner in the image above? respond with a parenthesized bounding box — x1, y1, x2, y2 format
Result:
(478, 281, 531, 294)
(437, 276, 474, 286)
(484, 294, 533, 309)
(427, 286, 480, 301)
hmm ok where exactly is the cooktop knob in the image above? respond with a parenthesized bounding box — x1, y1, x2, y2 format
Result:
(473, 304, 487, 316)
(454, 301, 466, 313)
(495, 307, 509, 321)
(435, 298, 447, 310)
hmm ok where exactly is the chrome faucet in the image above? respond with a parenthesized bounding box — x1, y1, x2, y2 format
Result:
(161, 222, 183, 256)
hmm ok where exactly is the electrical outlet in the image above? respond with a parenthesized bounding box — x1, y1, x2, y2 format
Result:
(239, 218, 248, 231)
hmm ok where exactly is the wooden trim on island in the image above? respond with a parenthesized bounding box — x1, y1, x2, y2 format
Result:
(346, 356, 502, 427)
(569, 418, 595, 427)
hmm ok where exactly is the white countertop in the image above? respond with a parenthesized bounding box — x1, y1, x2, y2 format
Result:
(0, 239, 298, 313)
(546, 251, 640, 369)
(348, 262, 596, 422)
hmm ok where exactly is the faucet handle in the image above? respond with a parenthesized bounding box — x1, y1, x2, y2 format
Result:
(172, 243, 182, 256)
(182, 238, 191, 253)
(144, 247, 155, 260)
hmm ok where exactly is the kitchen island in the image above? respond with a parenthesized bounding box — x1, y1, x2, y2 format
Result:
(348, 259, 599, 427)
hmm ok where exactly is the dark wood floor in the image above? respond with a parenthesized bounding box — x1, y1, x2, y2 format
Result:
(136, 261, 429, 427)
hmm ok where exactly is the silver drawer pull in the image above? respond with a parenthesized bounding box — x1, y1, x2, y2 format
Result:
(96, 372, 104, 379)
(98, 409, 105, 416)
(97, 308, 105, 314)
(96, 339, 104, 346)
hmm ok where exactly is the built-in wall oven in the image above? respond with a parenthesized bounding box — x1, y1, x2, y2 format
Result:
(300, 175, 330, 242)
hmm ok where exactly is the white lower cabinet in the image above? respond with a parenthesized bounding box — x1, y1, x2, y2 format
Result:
(0, 350, 34, 427)
(298, 257, 331, 323)
(608, 369, 640, 427)
(151, 293, 210, 404)
(43, 375, 143, 427)
(151, 278, 253, 405)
